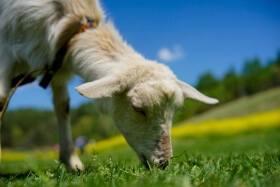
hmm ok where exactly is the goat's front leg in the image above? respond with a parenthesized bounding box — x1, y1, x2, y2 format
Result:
(52, 83, 84, 171)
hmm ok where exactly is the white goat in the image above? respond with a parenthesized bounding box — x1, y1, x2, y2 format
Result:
(0, 0, 218, 170)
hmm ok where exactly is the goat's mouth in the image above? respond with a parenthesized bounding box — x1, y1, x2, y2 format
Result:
(159, 160, 169, 170)
(139, 154, 169, 170)
(139, 154, 150, 169)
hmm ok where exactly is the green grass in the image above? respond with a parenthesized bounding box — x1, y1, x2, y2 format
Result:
(1, 127, 280, 187)
(1, 88, 280, 186)
(186, 87, 280, 123)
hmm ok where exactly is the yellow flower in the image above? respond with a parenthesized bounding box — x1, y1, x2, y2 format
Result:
(172, 109, 280, 138)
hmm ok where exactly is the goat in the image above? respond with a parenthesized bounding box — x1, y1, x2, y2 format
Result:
(0, 0, 218, 170)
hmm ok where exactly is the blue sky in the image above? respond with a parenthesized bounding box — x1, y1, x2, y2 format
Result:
(8, 0, 280, 110)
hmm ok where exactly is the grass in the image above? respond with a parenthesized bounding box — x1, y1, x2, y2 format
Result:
(1, 89, 280, 186)
(1, 126, 280, 186)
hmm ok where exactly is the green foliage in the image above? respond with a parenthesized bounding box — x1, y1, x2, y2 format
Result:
(71, 103, 118, 141)
(2, 103, 118, 148)
(2, 110, 57, 148)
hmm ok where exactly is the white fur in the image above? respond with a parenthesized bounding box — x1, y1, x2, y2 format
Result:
(0, 0, 218, 169)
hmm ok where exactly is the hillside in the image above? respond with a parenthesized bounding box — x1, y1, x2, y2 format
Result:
(184, 87, 280, 124)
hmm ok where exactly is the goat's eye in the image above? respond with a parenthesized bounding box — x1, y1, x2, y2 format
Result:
(133, 106, 147, 117)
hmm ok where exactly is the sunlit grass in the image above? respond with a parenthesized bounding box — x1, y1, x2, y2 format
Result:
(1, 128, 280, 187)
(2, 150, 58, 162)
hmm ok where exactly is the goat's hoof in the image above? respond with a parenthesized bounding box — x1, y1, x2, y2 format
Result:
(68, 154, 84, 171)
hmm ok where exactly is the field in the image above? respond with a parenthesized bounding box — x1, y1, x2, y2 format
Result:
(1, 108, 280, 187)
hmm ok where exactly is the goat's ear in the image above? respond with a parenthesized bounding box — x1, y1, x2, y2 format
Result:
(75, 76, 125, 99)
(177, 80, 219, 104)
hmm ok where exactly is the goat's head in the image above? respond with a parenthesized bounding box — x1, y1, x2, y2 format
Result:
(75, 62, 218, 169)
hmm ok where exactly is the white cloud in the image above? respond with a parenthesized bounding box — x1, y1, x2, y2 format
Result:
(157, 45, 185, 62)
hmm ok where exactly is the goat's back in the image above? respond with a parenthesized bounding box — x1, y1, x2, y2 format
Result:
(0, 0, 104, 70)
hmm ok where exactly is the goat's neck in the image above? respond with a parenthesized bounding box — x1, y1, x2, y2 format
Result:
(68, 23, 144, 81)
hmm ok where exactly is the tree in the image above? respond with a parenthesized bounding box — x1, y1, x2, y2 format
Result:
(242, 58, 263, 94)
(221, 67, 240, 101)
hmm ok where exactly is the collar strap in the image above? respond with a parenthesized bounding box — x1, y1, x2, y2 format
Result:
(39, 18, 98, 89)
(79, 18, 99, 33)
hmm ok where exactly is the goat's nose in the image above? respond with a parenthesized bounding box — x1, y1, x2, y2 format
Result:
(159, 160, 169, 170)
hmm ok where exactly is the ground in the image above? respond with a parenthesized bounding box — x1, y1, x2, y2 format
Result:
(0, 126, 279, 187)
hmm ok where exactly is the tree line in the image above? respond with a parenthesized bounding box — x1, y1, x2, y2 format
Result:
(173, 51, 280, 123)
(2, 51, 280, 148)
